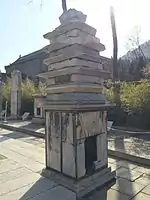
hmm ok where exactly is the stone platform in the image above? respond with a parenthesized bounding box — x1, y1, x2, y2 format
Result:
(0, 128, 149, 200)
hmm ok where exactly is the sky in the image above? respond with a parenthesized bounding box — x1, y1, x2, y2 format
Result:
(1, 0, 150, 72)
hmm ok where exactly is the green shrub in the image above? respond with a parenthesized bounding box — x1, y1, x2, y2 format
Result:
(2, 78, 46, 116)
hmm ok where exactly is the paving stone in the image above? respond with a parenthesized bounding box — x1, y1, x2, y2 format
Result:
(108, 157, 117, 164)
(0, 159, 21, 174)
(0, 177, 57, 200)
(132, 193, 150, 200)
(116, 167, 143, 181)
(30, 185, 76, 200)
(0, 173, 42, 196)
(141, 184, 150, 195)
(117, 160, 137, 170)
(111, 177, 146, 198)
(107, 189, 130, 200)
(0, 148, 44, 172)
(135, 173, 150, 186)
(134, 166, 150, 175)
(0, 167, 32, 184)
(108, 163, 118, 171)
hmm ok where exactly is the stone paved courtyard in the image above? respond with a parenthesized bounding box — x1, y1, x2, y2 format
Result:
(0, 128, 150, 200)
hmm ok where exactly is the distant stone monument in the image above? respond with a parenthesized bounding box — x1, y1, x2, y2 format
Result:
(0, 80, 2, 115)
(32, 93, 46, 124)
(39, 9, 115, 199)
(11, 70, 22, 119)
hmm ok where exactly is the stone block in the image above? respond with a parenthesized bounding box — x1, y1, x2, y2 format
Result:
(0, 167, 32, 184)
(132, 193, 150, 200)
(44, 22, 97, 40)
(30, 185, 76, 200)
(0, 173, 41, 196)
(59, 9, 87, 25)
(44, 53, 102, 65)
(62, 142, 76, 177)
(50, 31, 100, 46)
(1, 177, 57, 200)
(141, 184, 150, 195)
(47, 78, 55, 85)
(77, 142, 86, 178)
(66, 113, 74, 144)
(135, 173, 150, 186)
(49, 59, 103, 71)
(44, 41, 105, 54)
(50, 43, 100, 58)
(111, 177, 146, 198)
(49, 149, 61, 171)
(32, 117, 45, 125)
(46, 84, 103, 94)
(71, 74, 102, 84)
(50, 136, 61, 152)
(107, 189, 130, 200)
(116, 167, 144, 181)
(96, 133, 107, 166)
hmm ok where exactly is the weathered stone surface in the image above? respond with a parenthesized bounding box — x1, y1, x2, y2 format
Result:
(49, 149, 61, 171)
(46, 84, 103, 94)
(49, 43, 100, 58)
(0, 167, 32, 184)
(44, 22, 97, 40)
(0, 173, 41, 196)
(50, 31, 100, 46)
(96, 133, 107, 167)
(44, 42, 105, 54)
(111, 177, 146, 198)
(39, 66, 109, 79)
(44, 53, 102, 65)
(31, 185, 76, 200)
(77, 142, 86, 178)
(11, 70, 22, 119)
(107, 189, 130, 200)
(116, 167, 144, 181)
(62, 142, 76, 177)
(71, 74, 103, 84)
(48, 59, 103, 71)
(59, 9, 87, 25)
(46, 93, 106, 104)
(47, 78, 55, 85)
(132, 193, 150, 200)
(1, 177, 57, 200)
(141, 184, 150, 195)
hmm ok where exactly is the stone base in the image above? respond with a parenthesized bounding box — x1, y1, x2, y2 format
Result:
(41, 167, 116, 198)
(32, 117, 45, 125)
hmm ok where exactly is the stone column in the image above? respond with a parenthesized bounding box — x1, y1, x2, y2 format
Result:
(11, 70, 22, 119)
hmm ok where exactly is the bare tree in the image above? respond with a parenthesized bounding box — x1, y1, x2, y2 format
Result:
(126, 26, 146, 60)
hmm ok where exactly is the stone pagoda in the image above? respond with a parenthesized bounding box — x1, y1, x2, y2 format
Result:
(39, 9, 115, 199)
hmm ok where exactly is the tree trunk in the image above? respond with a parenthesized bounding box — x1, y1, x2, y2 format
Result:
(62, 0, 67, 12)
(110, 6, 120, 106)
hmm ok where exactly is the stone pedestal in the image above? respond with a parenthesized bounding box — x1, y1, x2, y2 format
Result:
(32, 94, 46, 125)
(11, 70, 22, 119)
(39, 9, 115, 199)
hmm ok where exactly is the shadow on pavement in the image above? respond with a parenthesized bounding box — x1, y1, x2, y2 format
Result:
(114, 137, 134, 199)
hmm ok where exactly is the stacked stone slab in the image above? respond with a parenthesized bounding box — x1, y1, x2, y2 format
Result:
(39, 9, 115, 199)
(39, 9, 111, 110)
